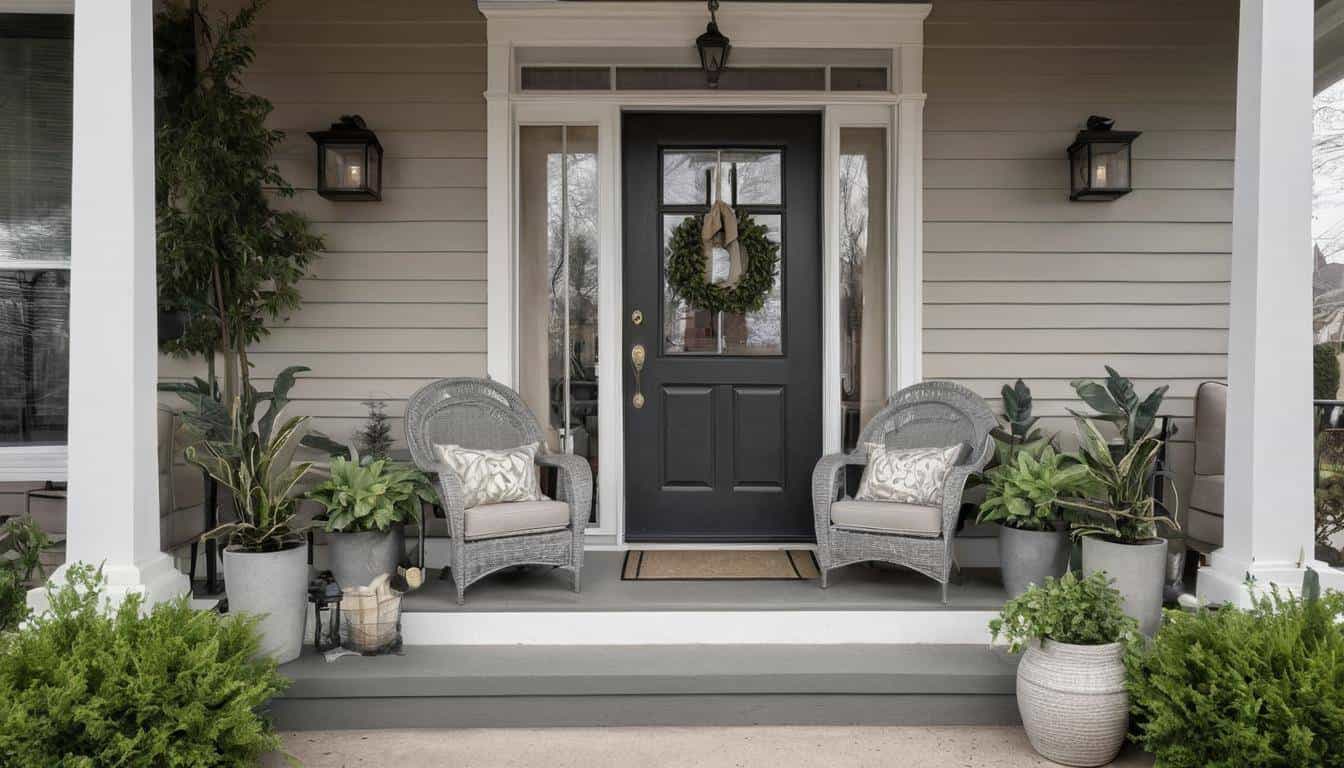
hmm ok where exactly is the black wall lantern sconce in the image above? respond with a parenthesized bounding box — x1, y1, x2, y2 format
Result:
(1067, 116, 1141, 201)
(309, 115, 383, 201)
(696, 0, 731, 88)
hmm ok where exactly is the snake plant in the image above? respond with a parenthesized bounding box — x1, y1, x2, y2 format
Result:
(1058, 417, 1180, 544)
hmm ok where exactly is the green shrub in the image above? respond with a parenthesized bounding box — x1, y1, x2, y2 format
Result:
(1126, 571, 1344, 767)
(977, 446, 1091, 531)
(0, 564, 288, 767)
(989, 570, 1137, 653)
(1315, 343, 1340, 401)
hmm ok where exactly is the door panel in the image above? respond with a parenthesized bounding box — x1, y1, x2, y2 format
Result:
(623, 113, 822, 542)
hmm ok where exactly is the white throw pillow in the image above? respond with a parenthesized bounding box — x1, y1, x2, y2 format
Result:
(434, 442, 547, 509)
(855, 443, 963, 506)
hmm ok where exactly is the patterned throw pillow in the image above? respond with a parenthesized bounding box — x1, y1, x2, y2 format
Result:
(855, 444, 964, 506)
(433, 442, 547, 509)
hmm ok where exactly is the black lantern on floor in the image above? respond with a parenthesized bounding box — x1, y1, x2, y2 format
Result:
(309, 115, 383, 201)
(1067, 116, 1141, 201)
(696, 0, 731, 88)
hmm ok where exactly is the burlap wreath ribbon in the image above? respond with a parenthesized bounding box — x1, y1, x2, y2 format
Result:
(700, 199, 744, 289)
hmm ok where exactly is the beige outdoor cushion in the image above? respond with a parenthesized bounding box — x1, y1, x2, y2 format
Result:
(1194, 381, 1227, 476)
(1187, 508, 1225, 550)
(830, 499, 942, 537)
(464, 500, 570, 541)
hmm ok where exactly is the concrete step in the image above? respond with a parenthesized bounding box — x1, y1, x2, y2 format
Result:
(274, 644, 1021, 730)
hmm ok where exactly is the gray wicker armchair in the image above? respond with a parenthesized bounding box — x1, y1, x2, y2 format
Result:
(812, 381, 996, 602)
(405, 377, 590, 604)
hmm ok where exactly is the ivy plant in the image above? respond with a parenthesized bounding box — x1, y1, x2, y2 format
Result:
(989, 570, 1138, 654)
(0, 564, 288, 766)
(976, 446, 1091, 531)
(307, 454, 435, 534)
(1127, 570, 1344, 767)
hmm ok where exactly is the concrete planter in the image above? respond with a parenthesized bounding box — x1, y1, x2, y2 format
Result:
(327, 525, 405, 589)
(1017, 639, 1128, 767)
(999, 525, 1069, 598)
(223, 544, 308, 665)
(1082, 536, 1167, 636)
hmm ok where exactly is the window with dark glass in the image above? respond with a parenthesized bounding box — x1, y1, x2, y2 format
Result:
(0, 15, 73, 446)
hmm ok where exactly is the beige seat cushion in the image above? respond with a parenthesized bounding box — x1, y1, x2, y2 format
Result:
(830, 499, 942, 537)
(464, 500, 570, 541)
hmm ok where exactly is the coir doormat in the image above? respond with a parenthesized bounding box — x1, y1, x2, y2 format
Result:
(621, 549, 820, 581)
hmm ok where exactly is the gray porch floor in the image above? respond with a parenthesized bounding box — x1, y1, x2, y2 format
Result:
(401, 551, 1009, 613)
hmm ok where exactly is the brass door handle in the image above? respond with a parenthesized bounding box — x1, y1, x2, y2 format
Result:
(631, 344, 646, 409)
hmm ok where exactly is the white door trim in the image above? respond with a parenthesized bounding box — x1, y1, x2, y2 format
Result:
(483, 1, 929, 547)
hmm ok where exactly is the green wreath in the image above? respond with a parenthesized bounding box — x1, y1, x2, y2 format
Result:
(665, 210, 780, 315)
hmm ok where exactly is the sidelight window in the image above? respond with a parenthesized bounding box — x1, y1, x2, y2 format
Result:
(518, 125, 600, 524)
(839, 128, 888, 452)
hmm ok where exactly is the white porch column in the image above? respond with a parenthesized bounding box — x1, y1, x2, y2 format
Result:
(28, 0, 188, 612)
(1197, 0, 1344, 604)
(485, 41, 515, 387)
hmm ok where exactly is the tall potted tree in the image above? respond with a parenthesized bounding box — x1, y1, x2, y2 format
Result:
(155, 0, 325, 592)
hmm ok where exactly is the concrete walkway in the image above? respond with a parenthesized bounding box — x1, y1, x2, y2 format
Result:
(272, 726, 1155, 767)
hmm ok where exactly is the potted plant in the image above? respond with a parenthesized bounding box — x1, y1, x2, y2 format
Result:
(990, 571, 1138, 767)
(190, 399, 315, 665)
(977, 446, 1091, 597)
(1060, 417, 1179, 635)
(307, 451, 434, 589)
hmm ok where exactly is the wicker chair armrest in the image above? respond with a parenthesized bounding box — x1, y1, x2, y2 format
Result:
(427, 462, 467, 540)
(939, 436, 991, 534)
(536, 452, 593, 532)
(812, 452, 866, 522)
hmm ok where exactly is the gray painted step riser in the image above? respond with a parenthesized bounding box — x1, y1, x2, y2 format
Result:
(272, 694, 1022, 731)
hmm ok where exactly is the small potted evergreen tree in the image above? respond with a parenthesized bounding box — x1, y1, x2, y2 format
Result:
(991, 571, 1138, 767)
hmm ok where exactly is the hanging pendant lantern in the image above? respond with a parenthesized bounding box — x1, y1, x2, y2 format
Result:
(696, 0, 731, 88)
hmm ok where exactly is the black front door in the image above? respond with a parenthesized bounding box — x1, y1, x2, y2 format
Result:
(623, 112, 822, 542)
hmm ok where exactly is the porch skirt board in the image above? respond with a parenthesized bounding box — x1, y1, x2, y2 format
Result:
(621, 549, 820, 581)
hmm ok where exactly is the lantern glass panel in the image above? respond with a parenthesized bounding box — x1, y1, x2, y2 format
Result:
(1069, 143, 1090, 196)
(366, 145, 381, 197)
(1089, 141, 1130, 190)
(323, 143, 369, 191)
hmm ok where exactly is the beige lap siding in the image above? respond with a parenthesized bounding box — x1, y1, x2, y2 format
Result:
(923, 0, 1238, 526)
(158, 0, 488, 449)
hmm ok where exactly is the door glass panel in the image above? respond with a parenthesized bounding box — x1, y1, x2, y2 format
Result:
(839, 127, 887, 452)
(661, 149, 781, 206)
(722, 150, 781, 205)
(662, 151, 719, 205)
(662, 212, 782, 356)
(517, 125, 600, 524)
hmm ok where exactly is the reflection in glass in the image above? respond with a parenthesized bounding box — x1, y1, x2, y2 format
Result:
(839, 128, 888, 452)
(662, 214, 782, 356)
(518, 126, 599, 524)
(661, 149, 781, 206)
(0, 271, 69, 444)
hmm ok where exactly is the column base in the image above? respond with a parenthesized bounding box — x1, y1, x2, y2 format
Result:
(26, 551, 189, 616)
(1195, 550, 1344, 608)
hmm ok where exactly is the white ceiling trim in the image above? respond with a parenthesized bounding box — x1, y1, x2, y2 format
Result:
(478, 1, 931, 49)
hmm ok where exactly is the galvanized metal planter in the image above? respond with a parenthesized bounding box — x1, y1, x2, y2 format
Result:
(326, 524, 405, 589)
(999, 525, 1069, 598)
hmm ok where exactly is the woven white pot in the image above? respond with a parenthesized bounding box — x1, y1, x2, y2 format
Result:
(1016, 639, 1128, 767)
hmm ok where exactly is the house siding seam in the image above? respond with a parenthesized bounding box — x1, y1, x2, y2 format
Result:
(157, 0, 490, 445)
(922, 0, 1238, 523)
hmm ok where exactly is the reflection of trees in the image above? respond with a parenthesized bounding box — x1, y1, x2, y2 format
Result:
(839, 153, 868, 401)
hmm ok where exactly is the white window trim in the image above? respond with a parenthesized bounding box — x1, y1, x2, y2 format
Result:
(483, 1, 931, 546)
